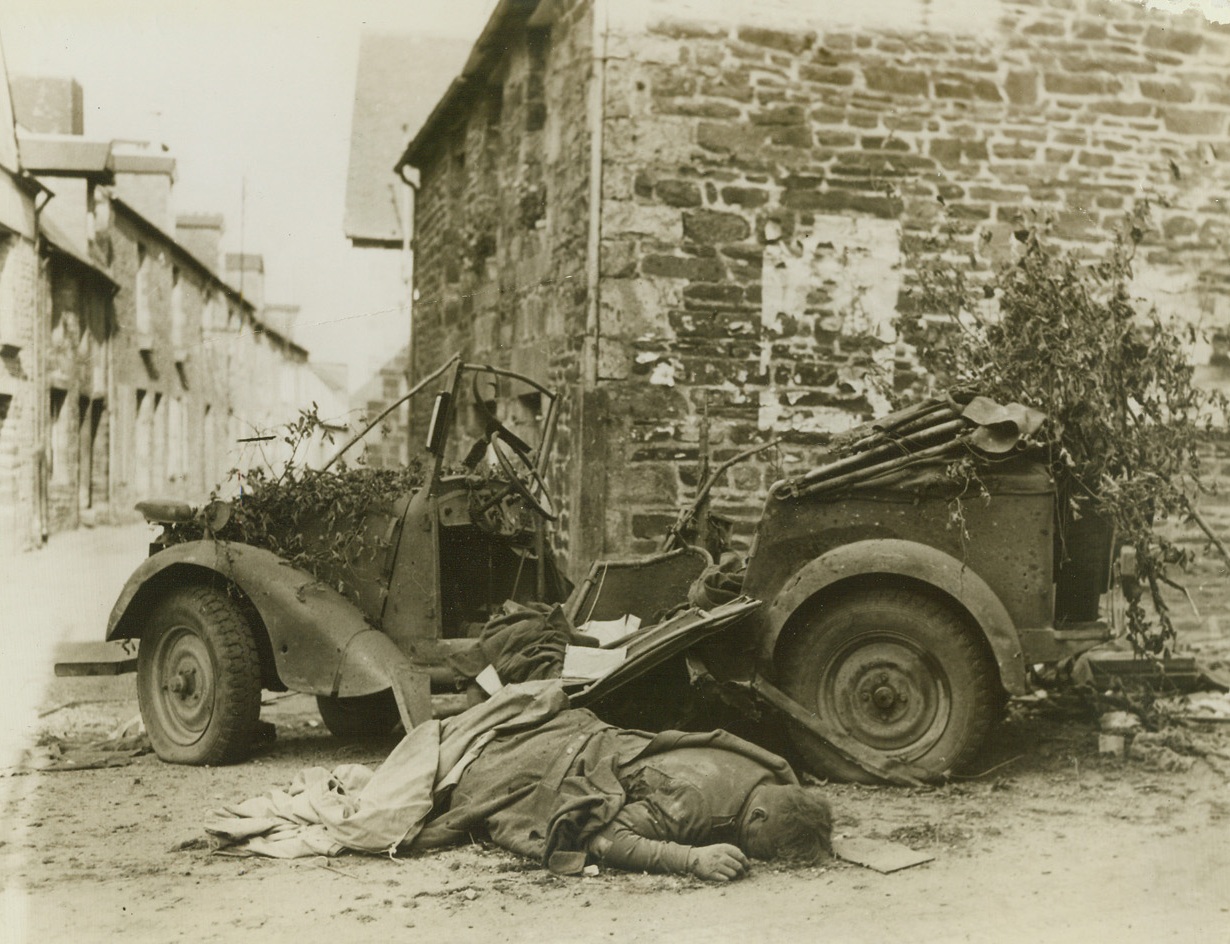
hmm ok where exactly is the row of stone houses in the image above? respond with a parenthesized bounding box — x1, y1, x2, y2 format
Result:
(376, 0, 1230, 577)
(0, 61, 347, 553)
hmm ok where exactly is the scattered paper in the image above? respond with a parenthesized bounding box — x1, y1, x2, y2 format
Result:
(475, 664, 503, 696)
(577, 614, 642, 648)
(562, 645, 627, 681)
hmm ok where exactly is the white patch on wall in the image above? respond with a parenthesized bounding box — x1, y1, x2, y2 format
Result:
(1132, 260, 1219, 367)
(759, 216, 901, 434)
(649, 359, 677, 386)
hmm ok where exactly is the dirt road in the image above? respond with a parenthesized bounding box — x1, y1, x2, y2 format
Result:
(4, 680, 1229, 943)
(2, 526, 1229, 943)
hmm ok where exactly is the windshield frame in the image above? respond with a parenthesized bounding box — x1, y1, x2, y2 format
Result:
(321, 354, 560, 495)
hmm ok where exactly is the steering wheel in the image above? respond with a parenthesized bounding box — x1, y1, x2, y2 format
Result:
(489, 431, 557, 520)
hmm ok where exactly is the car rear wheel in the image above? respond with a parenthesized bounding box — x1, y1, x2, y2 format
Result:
(137, 585, 262, 765)
(779, 588, 1000, 784)
(316, 691, 401, 739)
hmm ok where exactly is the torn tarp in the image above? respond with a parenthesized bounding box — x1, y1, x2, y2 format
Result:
(205, 681, 570, 858)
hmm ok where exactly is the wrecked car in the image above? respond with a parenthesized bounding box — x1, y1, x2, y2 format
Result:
(716, 394, 1116, 784)
(69, 360, 1118, 785)
(81, 357, 752, 766)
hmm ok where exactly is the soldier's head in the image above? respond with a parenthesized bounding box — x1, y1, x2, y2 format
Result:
(739, 784, 833, 864)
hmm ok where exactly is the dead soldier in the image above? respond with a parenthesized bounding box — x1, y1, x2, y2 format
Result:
(207, 680, 833, 881)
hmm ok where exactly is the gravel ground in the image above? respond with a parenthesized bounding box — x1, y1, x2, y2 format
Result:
(1, 524, 1228, 943)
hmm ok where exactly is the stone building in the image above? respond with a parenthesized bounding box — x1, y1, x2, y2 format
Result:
(1, 69, 341, 552)
(342, 30, 474, 469)
(0, 42, 44, 553)
(23, 138, 119, 536)
(350, 348, 411, 469)
(396, 0, 1230, 575)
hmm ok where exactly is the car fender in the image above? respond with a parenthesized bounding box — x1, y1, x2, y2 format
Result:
(107, 541, 402, 698)
(763, 538, 1028, 695)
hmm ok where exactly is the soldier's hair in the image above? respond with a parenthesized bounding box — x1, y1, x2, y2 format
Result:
(760, 785, 834, 865)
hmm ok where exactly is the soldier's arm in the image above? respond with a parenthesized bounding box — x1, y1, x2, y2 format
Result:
(587, 800, 749, 881)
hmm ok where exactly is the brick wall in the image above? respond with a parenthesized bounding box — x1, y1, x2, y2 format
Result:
(594, 0, 1230, 554)
(43, 256, 113, 533)
(408, 0, 1230, 569)
(410, 0, 597, 569)
(0, 232, 38, 552)
(107, 200, 259, 513)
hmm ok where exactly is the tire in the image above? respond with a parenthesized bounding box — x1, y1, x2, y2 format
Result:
(136, 585, 262, 766)
(315, 691, 401, 739)
(779, 587, 1000, 784)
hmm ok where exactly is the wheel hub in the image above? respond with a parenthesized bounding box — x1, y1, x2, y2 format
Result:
(149, 626, 215, 746)
(820, 633, 952, 757)
(168, 668, 197, 696)
(871, 684, 898, 711)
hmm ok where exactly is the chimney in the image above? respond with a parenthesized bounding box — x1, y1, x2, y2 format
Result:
(225, 253, 265, 311)
(176, 213, 225, 272)
(10, 76, 84, 135)
(112, 143, 177, 232)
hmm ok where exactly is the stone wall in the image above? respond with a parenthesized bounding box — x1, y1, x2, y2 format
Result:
(595, 0, 1230, 553)
(0, 233, 38, 552)
(44, 256, 112, 533)
(410, 0, 598, 570)
(107, 201, 252, 513)
(352, 349, 410, 470)
(409, 0, 1230, 567)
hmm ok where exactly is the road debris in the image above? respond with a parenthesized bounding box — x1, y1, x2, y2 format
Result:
(833, 837, 934, 873)
(20, 731, 150, 772)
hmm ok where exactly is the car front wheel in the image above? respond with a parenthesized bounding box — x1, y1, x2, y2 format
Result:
(137, 585, 262, 765)
(779, 587, 1001, 783)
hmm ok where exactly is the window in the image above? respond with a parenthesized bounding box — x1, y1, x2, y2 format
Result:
(486, 82, 503, 128)
(151, 392, 166, 490)
(168, 396, 188, 484)
(0, 236, 23, 348)
(80, 398, 104, 509)
(77, 396, 90, 507)
(205, 290, 223, 334)
(0, 395, 10, 463)
(171, 265, 185, 355)
(136, 242, 152, 343)
(525, 28, 549, 133)
(49, 388, 69, 485)
(135, 388, 151, 494)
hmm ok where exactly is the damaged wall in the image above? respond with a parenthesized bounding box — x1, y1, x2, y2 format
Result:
(409, 0, 1230, 566)
(595, 0, 1230, 554)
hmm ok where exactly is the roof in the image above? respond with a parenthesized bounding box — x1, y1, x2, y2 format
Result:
(17, 133, 114, 180)
(344, 31, 472, 247)
(310, 361, 349, 395)
(397, 0, 543, 172)
(111, 195, 259, 315)
(40, 212, 120, 291)
(112, 195, 219, 279)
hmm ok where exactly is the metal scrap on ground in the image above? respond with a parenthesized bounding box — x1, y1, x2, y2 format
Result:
(833, 837, 935, 873)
